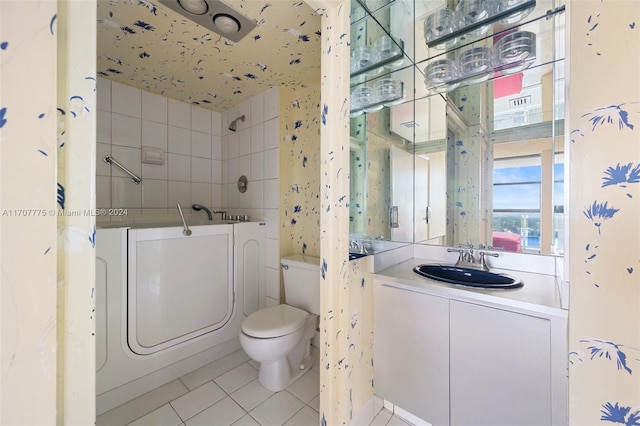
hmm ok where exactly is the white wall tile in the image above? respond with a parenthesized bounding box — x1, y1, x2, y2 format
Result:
(191, 105, 212, 134)
(191, 131, 212, 158)
(168, 98, 191, 129)
(168, 153, 191, 182)
(212, 184, 222, 209)
(142, 179, 168, 209)
(238, 188, 251, 209)
(265, 267, 280, 300)
(263, 87, 279, 120)
(237, 100, 251, 132)
(212, 135, 222, 161)
(212, 160, 223, 184)
(238, 128, 251, 157)
(263, 208, 279, 240)
(251, 123, 264, 153)
(96, 77, 111, 112)
(212, 111, 222, 136)
(191, 157, 212, 183)
(167, 181, 190, 209)
(111, 145, 141, 178)
(111, 113, 141, 148)
(250, 180, 263, 210)
(228, 157, 239, 185)
(97, 110, 111, 144)
(238, 155, 251, 181)
(251, 152, 264, 181)
(142, 161, 168, 180)
(228, 133, 239, 159)
(97, 143, 111, 177)
(227, 183, 238, 209)
(263, 118, 279, 150)
(142, 91, 168, 124)
(97, 176, 111, 209)
(168, 126, 190, 155)
(111, 81, 141, 118)
(263, 148, 279, 179)
(191, 183, 212, 209)
(250, 93, 264, 126)
(142, 120, 168, 152)
(263, 179, 279, 209)
(112, 176, 142, 208)
(221, 136, 229, 161)
(265, 237, 280, 269)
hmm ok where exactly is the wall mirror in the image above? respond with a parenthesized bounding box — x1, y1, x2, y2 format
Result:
(349, 0, 566, 256)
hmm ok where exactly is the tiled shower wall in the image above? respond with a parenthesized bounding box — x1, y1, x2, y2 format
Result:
(96, 78, 282, 305)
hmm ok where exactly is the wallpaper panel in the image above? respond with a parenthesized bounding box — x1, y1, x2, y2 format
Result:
(280, 84, 322, 258)
(0, 2, 58, 424)
(568, 1, 640, 424)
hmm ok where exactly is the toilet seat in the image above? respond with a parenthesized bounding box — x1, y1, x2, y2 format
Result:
(242, 304, 308, 338)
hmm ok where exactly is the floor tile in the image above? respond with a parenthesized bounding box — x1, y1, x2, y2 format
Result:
(180, 350, 250, 390)
(214, 363, 259, 394)
(230, 379, 275, 412)
(97, 380, 189, 426)
(185, 397, 245, 426)
(127, 404, 182, 426)
(308, 395, 320, 413)
(170, 381, 226, 421)
(386, 415, 411, 426)
(231, 414, 261, 426)
(284, 406, 319, 426)
(248, 359, 260, 370)
(369, 409, 393, 426)
(250, 392, 305, 426)
(286, 370, 319, 403)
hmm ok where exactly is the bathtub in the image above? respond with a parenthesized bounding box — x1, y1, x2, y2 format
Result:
(96, 221, 266, 414)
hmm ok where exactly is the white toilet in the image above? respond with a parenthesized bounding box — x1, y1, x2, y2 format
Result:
(239, 254, 320, 392)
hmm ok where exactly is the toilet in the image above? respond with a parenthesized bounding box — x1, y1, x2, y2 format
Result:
(239, 255, 320, 392)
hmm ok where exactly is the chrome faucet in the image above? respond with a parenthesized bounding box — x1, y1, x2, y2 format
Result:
(192, 204, 212, 220)
(212, 210, 227, 220)
(447, 246, 499, 271)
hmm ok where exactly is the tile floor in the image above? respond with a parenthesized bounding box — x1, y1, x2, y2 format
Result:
(97, 348, 409, 426)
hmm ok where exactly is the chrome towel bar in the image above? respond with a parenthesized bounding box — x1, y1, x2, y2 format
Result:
(103, 155, 142, 184)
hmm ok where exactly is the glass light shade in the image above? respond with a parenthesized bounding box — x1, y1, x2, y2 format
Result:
(213, 13, 241, 34)
(178, 0, 208, 15)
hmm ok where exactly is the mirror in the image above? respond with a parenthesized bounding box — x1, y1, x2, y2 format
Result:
(349, 0, 566, 255)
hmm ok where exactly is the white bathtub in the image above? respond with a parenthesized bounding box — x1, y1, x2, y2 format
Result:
(96, 221, 266, 414)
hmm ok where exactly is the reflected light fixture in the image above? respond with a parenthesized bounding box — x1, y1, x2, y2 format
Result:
(159, 0, 256, 42)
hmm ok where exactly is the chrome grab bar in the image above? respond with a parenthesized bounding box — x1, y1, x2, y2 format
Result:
(103, 155, 142, 185)
(176, 203, 192, 236)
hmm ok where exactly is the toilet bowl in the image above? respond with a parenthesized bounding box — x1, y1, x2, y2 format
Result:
(239, 255, 320, 392)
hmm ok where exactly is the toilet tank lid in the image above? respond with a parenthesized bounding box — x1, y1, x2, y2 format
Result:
(281, 254, 320, 270)
(242, 304, 309, 338)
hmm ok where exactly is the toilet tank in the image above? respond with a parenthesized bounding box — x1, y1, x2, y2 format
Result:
(281, 255, 320, 315)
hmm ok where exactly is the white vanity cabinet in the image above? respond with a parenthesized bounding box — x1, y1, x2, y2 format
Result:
(374, 282, 450, 426)
(449, 300, 551, 426)
(374, 277, 567, 426)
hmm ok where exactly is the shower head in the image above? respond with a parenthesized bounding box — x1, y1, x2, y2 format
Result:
(228, 115, 246, 132)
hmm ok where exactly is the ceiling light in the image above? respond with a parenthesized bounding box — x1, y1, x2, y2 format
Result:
(213, 13, 240, 34)
(177, 0, 208, 15)
(159, 0, 257, 42)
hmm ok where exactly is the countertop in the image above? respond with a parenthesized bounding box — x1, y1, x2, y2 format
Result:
(374, 257, 567, 319)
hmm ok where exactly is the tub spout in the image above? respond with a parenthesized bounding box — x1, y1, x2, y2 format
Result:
(192, 204, 212, 221)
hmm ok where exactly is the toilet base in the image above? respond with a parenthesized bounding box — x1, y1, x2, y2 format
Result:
(258, 352, 315, 392)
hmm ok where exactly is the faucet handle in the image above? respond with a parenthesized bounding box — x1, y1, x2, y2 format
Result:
(478, 251, 499, 271)
(447, 248, 465, 264)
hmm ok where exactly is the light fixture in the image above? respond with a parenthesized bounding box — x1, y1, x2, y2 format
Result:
(213, 13, 240, 34)
(177, 0, 208, 15)
(159, 0, 257, 42)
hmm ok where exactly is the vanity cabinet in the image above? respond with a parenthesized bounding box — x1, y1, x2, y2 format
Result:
(449, 300, 551, 426)
(374, 281, 450, 425)
(374, 279, 565, 426)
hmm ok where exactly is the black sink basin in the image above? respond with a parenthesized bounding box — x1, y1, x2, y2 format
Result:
(413, 264, 523, 289)
(349, 252, 369, 261)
